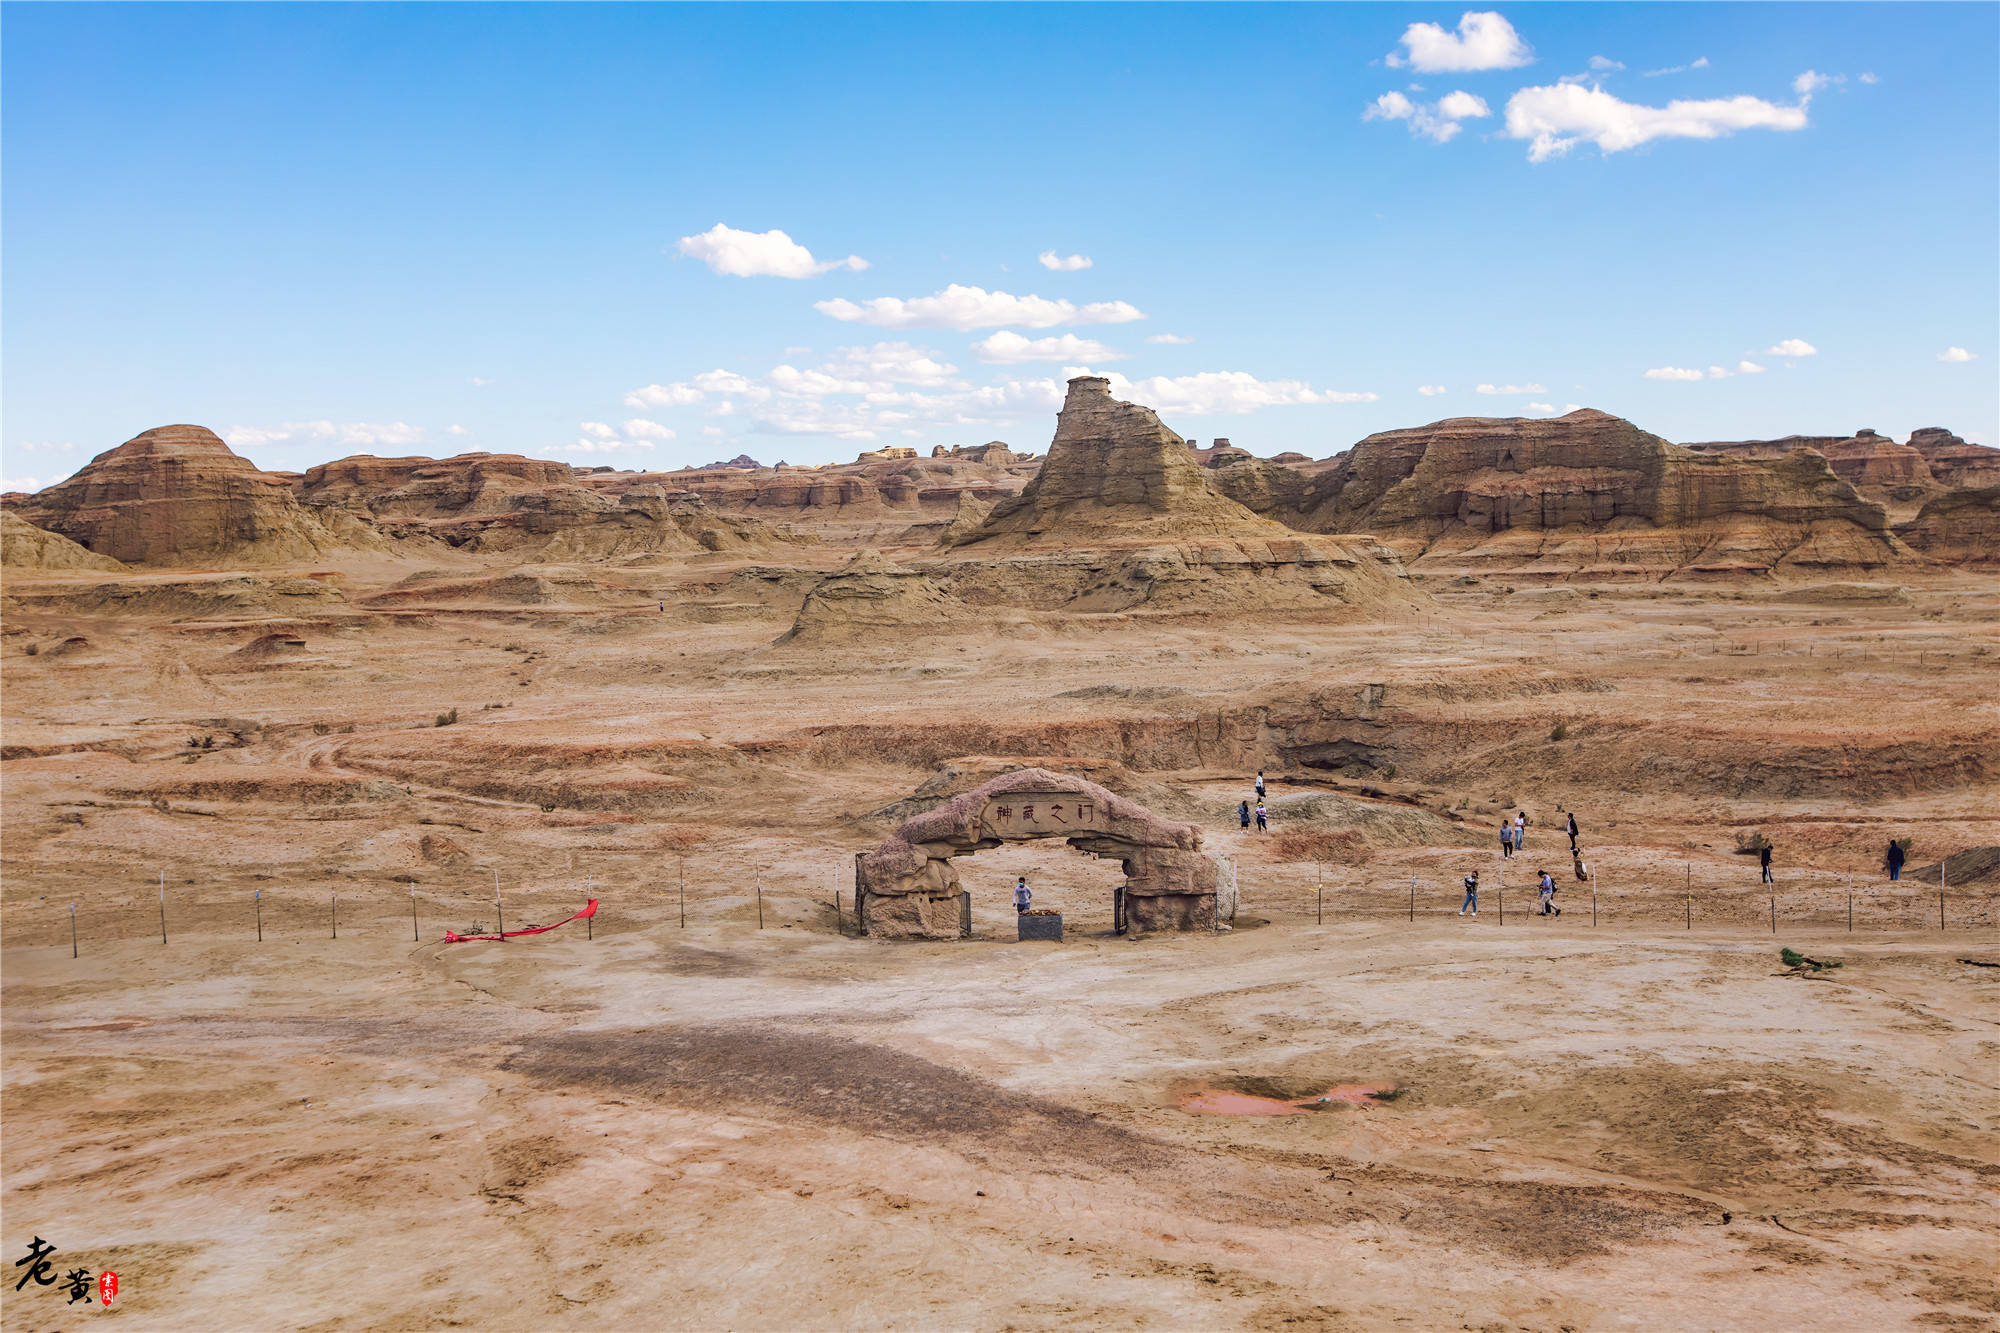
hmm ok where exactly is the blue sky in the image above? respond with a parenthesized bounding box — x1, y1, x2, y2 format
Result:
(4, 3, 1995, 487)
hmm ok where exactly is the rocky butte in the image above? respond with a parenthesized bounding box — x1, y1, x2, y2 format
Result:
(14, 425, 387, 566)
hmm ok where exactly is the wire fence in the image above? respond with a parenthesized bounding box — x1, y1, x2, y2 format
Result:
(13, 856, 1996, 955)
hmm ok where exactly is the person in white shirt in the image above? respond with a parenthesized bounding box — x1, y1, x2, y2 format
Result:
(1013, 877, 1031, 914)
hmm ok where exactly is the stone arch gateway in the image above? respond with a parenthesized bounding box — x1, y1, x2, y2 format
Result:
(854, 768, 1233, 938)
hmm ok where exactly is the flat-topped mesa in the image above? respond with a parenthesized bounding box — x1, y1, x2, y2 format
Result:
(299, 453, 574, 517)
(1301, 409, 1906, 575)
(16, 425, 389, 566)
(954, 376, 1293, 546)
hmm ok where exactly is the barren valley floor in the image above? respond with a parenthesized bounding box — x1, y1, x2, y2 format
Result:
(3, 567, 1998, 1331)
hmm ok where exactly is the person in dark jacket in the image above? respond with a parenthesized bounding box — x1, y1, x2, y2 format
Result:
(1239, 801, 1251, 829)
(1567, 811, 1579, 851)
(1760, 843, 1774, 885)
(1887, 839, 1905, 881)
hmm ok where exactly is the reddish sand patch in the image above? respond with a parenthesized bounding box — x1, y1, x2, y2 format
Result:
(1179, 1083, 1392, 1115)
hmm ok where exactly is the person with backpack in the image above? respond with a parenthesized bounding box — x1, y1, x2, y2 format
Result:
(1013, 877, 1031, 915)
(1500, 819, 1515, 859)
(1254, 800, 1268, 832)
(1887, 839, 1905, 882)
(1238, 800, 1251, 830)
(1537, 869, 1560, 916)
(1760, 843, 1773, 885)
(1459, 870, 1479, 917)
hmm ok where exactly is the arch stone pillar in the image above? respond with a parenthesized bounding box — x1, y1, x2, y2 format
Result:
(854, 767, 1230, 939)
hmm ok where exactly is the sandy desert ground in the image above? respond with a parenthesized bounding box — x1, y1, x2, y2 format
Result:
(3, 553, 1997, 1331)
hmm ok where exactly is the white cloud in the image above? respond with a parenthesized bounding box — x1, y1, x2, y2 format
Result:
(446, 424, 469, 436)
(1563, 403, 1584, 413)
(0, 475, 52, 493)
(1437, 90, 1492, 120)
(623, 419, 676, 440)
(1476, 382, 1547, 395)
(1737, 360, 1766, 374)
(1767, 338, 1818, 358)
(702, 426, 724, 438)
(971, 330, 1125, 364)
(1707, 364, 1734, 379)
(1643, 366, 1705, 381)
(1588, 55, 1624, 72)
(1793, 69, 1841, 96)
(1503, 83, 1808, 161)
(623, 382, 707, 409)
(819, 341, 962, 386)
(579, 421, 617, 439)
(470, 376, 494, 387)
(1418, 384, 1447, 396)
(1938, 346, 1977, 363)
(814, 284, 1145, 330)
(1146, 333, 1195, 345)
(1643, 57, 1709, 77)
(224, 421, 426, 449)
(9, 441, 77, 453)
(1078, 369, 1377, 415)
(1859, 71, 1879, 85)
(1387, 11, 1533, 73)
(1526, 402, 1556, 413)
(1037, 251, 1093, 271)
(676, 223, 867, 279)
(1366, 88, 1490, 142)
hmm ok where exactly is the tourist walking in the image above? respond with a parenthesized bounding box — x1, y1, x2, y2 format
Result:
(1514, 810, 1527, 851)
(1239, 800, 1251, 830)
(1887, 839, 1905, 882)
(1014, 877, 1031, 915)
(1760, 843, 1774, 885)
(1459, 870, 1479, 916)
(1254, 800, 1268, 832)
(1500, 819, 1515, 858)
(1538, 870, 1560, 916)
(1567, 811, 1579, 852)
(1255, 770, 1267, 800)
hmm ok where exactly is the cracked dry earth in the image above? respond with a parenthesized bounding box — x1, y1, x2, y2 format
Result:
(3, 572, 1999, 1330)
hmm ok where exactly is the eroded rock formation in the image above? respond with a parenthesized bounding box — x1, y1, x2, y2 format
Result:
(1, 511, 128, 572)
(854, 767, 1229, 938)
(17, 426, 392, 566)
(780, 549, 968, 642)
(1908, 428, 2000, 490)
(1306, 410, 1906, 575)
(1896, 487, 2000, 566)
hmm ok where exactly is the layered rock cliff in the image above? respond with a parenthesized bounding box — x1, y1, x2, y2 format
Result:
(15, 425, 392, 566)
(1896, 487, 2000, 566)
(1908, 428, 2000, 490)
(299, 453, 574, 517)
(1304, 410, 1906, 575)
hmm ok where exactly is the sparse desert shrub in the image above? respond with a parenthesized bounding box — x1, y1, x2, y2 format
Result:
(339, 724, 354, 734)
(1549, 720, 1569, 742)
(22, 642, 38, 656)
(1735, 830, 1771, 854)
(312, 722, 331, 736)
(1894, 836, 1913, 853)
(1380, 764, 1398, 781)
(1780, 947, 1841, 971)
(435, 708, 459, 728)
(539, 802, 557, 812)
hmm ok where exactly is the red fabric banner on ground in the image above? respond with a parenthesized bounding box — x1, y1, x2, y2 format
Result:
(443, 898, 598, 944)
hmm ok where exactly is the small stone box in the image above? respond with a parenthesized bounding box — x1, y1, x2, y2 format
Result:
(1017, 912, 1063, 942)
